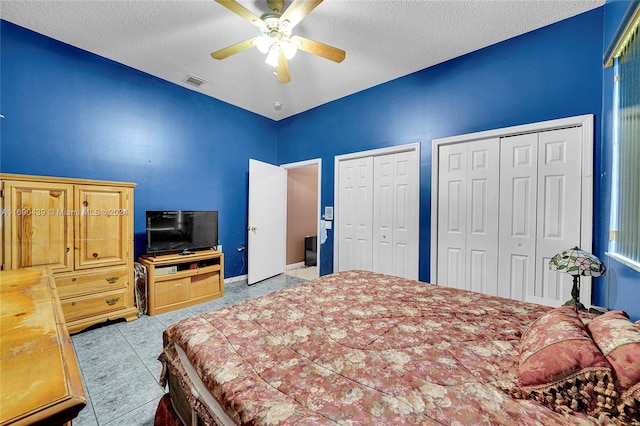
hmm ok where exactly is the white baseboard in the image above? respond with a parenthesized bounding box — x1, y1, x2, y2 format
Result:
(225, 274, 247, 285)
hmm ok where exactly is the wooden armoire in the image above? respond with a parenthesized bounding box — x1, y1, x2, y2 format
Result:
(1, 173, 137, 333)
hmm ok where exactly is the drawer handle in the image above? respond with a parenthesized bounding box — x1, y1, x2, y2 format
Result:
(106, 276, 120, 284)
(72, 277, 77, 283)
(71, 301, 77, 306)
(106, 297, 120, 306)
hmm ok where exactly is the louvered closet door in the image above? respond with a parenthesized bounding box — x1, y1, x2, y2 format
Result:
(338, 157, 374, 272)
(372, 151, 419, 280)
(437, 139, 499, 292)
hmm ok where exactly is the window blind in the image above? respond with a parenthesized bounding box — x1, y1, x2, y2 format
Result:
(606, 2, 640, 270)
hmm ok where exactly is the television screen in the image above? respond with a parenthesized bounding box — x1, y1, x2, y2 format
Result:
(146, 211, 218, 255)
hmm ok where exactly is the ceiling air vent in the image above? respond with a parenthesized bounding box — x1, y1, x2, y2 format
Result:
(183, 74, 207, 88)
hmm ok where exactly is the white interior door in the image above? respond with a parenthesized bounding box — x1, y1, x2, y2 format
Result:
(499, 128, 583, 305)
(466, 139, 500, 295)
(372, 155, 394, 275)
(437, 139, 499, 292)
(248, 159, 286, 285)
(336, 145, 420, 279)
(432, 115, 594, 308)
(338, 156, 373, 272)
(498, 133, 539, 301)
(533, 127, 583, 306)
(395, 151, 420, 280)
(437, 143, 468, 289)
(372, 151, 419, 280)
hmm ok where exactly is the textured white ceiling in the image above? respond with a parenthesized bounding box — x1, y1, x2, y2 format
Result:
(1, 0, 604, 121)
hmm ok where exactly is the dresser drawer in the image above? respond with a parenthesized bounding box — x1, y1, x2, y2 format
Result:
(61, 290, 127, 321)
(56, 267, 129, 299)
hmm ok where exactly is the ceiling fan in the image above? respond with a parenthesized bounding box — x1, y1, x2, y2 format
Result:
(211, 0, 346, 83)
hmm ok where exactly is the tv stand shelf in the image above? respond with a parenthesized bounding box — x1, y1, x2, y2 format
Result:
(139, 249, 224, 315)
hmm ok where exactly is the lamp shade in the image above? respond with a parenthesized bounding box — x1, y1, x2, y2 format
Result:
(549, 246, 606, 277)
(265, 45, 279, 67)
(255, 35, 273, 54)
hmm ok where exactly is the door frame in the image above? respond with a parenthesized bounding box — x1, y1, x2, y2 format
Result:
(281, 158, 322, 278)
(430, 114, 594, 304)
(334, 143, 421, 275)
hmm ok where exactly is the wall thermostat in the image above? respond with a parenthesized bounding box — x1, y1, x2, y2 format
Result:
(324, 206, 333, 220)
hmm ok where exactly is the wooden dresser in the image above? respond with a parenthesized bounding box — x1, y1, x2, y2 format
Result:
(1, 173, 137, 333)
(0, 268, 86, 425)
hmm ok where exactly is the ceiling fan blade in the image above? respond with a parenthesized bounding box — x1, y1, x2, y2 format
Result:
(291, 36, 345, 63)
(275, 50, 291, 84)
(215, 0, 266, 30)
(280, 0, 323, 29)
(211, 37, 257, 60)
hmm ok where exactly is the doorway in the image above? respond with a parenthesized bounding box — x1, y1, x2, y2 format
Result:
(247, 158, 321, 284)
(282, 159, 321, 281)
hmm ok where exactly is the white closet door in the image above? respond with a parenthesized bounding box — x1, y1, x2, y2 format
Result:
(373, 150, 419, 280)
(373, 154, 395, 275)
(433, 116, 593, 307)
(498, 127, 583, 305)
(437, 140, 499, 292)
(533, 127, 582, 306)
(338, 156, 373, 272)
(498, 133, 539, 301)
(437, 143, 468, 289)
(392, 150, 420, 280)
(466, 139, 500, 295)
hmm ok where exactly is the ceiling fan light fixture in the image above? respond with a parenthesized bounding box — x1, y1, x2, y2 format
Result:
(255, 35, 273, 54)
(265, 45, 280, 67)
(212, 0, 346, 83)
(281, 40, 297, 60)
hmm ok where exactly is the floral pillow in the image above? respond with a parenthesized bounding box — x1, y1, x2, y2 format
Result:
(587, 310, 640, 423)
(513, 306, 615, 415)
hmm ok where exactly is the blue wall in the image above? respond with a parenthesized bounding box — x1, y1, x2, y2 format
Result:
(0, 20, 277, 277)
(1, 5, 638, 319)
(592, 0, 640, 320)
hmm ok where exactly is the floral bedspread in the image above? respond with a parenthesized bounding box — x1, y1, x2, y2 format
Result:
(161, 270, 604, 425)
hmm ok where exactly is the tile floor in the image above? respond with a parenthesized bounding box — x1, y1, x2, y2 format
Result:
(285, 264, 317, 281)
(71, 272, 309, 426)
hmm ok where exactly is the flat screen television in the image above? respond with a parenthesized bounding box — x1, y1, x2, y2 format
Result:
(146, 210, 218, 255)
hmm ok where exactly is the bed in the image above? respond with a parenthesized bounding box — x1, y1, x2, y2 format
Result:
(156, 270, 640, 425)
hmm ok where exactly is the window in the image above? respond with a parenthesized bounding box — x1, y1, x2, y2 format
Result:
(605, 2, 640, 271)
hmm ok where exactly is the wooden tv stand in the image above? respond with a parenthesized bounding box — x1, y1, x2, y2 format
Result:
(139, 250, 224, 315)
